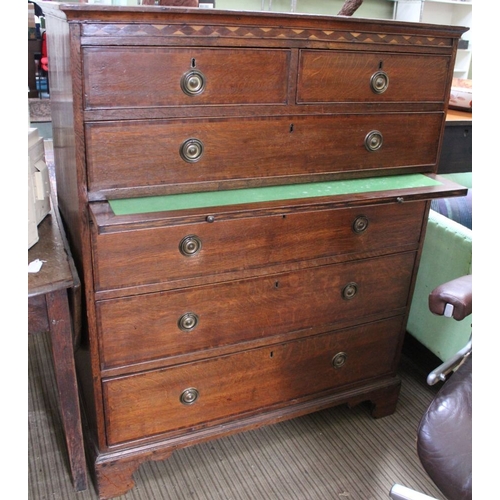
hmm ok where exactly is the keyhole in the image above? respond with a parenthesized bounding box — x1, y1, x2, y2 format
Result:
(379, 60, 383, 69)
(270, 351, 274, 358)
(290, 123, 294, 133)
(191, 58, 196, 68)
(275, 281, 280, 288)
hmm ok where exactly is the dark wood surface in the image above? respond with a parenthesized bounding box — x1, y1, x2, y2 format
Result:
(39, 3, 467, 498)
(28, 212, 74, 298)
(28, 207, 87, 492)
(439, 110, 472, 174)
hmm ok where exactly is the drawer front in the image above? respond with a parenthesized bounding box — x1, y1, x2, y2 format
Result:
(83, 47, 290, 109)
(297, 51, 450, 103)
(97, 252, 415, 368)
(86, 114, 442, 193)
(92, 202, 425, 291)
(103, 315, 404, 445)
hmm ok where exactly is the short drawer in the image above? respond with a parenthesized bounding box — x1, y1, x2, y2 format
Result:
(297, 51, 450, 103)
(83, 47, 289, 109)
(91, 201, 425, 291)
(97, 252, 415, 368)
(86, 113, 442, 194)
(103, 315, 404, 445)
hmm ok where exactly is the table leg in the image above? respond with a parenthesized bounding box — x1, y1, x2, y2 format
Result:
(46, 288, 88, 492)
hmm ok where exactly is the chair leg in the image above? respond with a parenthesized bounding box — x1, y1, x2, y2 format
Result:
(389, 484, 438, 500)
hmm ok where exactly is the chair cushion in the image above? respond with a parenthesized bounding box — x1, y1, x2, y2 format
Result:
(417, 355, 472, 500)
(430, 189, 472, 229)
(406, 210, 472, 361)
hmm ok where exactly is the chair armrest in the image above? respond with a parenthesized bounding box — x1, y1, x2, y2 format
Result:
(429, 275, 472, 321)
(426, 339, 472, 386)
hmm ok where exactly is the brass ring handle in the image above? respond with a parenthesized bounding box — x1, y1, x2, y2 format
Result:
(342, 282, 358, 300)
(352, 215, 369, 234)
(178, 312, 199, 332)
(180, 388, 199, 405)
(179, 235, 202, 256)
(364, 130, 383, 152)
(370, 70, 389, 94)
(180, 138, 204, 163)
(180, 69, 206, 96)
(332, 352, 348, 369)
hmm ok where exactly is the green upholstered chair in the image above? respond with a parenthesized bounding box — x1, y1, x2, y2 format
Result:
(406, 173, 472, 362)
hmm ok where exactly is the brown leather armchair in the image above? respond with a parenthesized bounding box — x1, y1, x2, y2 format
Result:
(390, 275, 472, 500)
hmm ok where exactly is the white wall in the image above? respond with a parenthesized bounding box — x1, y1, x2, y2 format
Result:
(75, 0, 394, 19)
(216, 0, 393, 19)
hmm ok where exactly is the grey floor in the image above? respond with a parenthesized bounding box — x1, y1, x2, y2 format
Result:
(29, 329, 445, 500)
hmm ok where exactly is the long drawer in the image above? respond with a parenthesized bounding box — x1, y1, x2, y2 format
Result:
(85, 113, 442, 193)
(91, 201, 425, 291)
(103, 315, 404, 445)
(97, 251, 415, 368)
(83, 47, 290, 109)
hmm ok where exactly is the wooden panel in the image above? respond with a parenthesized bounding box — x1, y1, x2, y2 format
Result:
(83, 47, 290, 109)
(86, 113, 442, 193)
(297, 51, 450, 103)
(103, 315, 404, 445)
(91, 202, 424, 291)
(98, 252, 415, 368)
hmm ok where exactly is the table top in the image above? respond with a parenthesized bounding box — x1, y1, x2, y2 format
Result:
(28, 207, 78, 298)
(446, 109, 472, 124)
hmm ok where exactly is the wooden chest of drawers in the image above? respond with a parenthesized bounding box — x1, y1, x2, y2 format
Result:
(41, 3, 467, 498)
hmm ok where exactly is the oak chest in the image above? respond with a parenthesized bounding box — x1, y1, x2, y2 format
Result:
(41, 3, 467, 498)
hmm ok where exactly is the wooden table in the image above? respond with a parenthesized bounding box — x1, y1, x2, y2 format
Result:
(28, 205, 88, 492)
